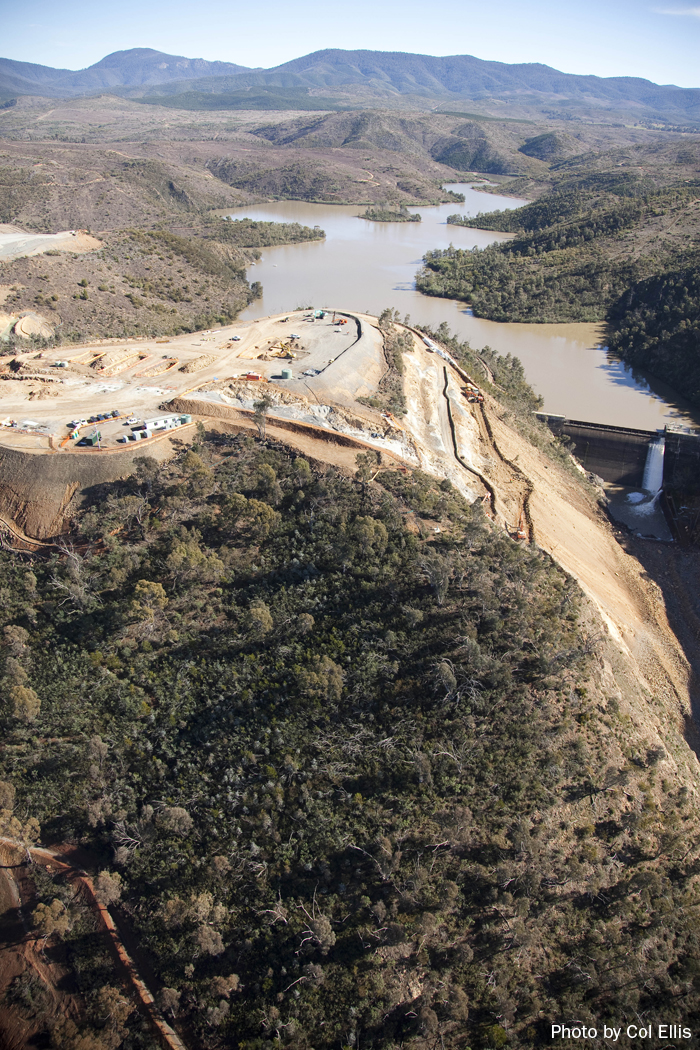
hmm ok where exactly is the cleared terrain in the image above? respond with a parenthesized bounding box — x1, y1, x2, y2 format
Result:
(1, 308, 698, 753)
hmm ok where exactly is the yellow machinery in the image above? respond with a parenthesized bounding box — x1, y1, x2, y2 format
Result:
(269, 342, 296, 359)
(463, 383, 484, 404)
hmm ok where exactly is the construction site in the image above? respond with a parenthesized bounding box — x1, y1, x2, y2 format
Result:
(0, 305, 697, 698)
(3, 307, 700, 1050)
(0, 309, 537, 541)
(0, 309, 375, 449)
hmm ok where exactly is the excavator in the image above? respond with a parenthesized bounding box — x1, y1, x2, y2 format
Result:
(268, 342, 296, 359)
(511, 510, 527, 541)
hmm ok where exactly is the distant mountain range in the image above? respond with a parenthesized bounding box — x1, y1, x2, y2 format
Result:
(1, 47, 699, 123)
(0, 48, 252, 96)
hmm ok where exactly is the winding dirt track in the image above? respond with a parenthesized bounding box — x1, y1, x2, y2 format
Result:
(437, 358, 533, 541)
(440, 366, 497, 514)
(0, 837, 187, 1050)
(475, 400, 535, 543)
(0, 515, 52, 552)
(405, 334, 700, 749)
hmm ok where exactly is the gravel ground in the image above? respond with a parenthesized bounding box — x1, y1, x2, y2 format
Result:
(0, 225, 101, 260)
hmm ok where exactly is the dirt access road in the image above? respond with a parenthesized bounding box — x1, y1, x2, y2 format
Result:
(0, 224, 101, 260)
(0, 836, 186, 1050)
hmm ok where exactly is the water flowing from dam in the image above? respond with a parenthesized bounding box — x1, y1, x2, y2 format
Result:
(642, 437, 666, 493)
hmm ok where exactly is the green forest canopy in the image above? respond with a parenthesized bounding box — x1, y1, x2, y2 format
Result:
(2, 426, 700, 1048)
(606, 264, 700, 407)
(418, 181, 700, 324)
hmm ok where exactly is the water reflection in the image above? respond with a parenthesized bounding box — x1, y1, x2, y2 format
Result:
(598, 348, 699, 424)
(232, 184, 699, 430)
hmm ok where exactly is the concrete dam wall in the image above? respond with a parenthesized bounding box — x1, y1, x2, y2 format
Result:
(537, 415, 700, 490)
(539, 417, 655, 486)
(663, 430, 700, 489)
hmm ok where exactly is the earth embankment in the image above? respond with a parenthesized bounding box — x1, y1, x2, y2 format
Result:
(400, 335, 700, 760)
(475, 392, 700, 753)
(168, 397, 407, 468)
(0, 439, 182, 540)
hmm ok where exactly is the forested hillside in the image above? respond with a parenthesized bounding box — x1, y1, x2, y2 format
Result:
(607, 265, 700, 406)
(2, 430, 700, 1048)
(418, 178, 700, 323)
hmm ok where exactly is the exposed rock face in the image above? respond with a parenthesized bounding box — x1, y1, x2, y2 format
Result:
(0, 439, 179, 539)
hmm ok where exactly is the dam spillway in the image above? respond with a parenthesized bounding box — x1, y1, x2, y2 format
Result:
(536, 415, 700, 488)
(642, 437, 665, 493)
(537, 417, 657, 486)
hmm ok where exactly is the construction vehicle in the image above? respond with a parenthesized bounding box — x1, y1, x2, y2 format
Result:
(381, 410, 401, 428)
(512, 510, 527, 541)
(463, 383, 484, 404)
(269, 342, 296, 359)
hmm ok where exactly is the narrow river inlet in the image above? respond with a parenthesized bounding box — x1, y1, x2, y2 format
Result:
(232, 183, 698, 431)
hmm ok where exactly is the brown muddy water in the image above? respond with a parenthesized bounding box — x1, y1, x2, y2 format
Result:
(234, 184, 699, 430)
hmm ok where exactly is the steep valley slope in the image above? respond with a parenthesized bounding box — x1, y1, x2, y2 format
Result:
(1, 391, 700, 1048)
(2, 80, 700, 1045)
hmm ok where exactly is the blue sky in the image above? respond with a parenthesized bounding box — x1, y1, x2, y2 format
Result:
(5, 0, 700, 88)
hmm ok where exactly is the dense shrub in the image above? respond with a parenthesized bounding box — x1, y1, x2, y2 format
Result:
(1, 436, 699, 1046)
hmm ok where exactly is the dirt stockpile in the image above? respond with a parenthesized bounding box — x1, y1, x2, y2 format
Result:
(179, 354, 216, 373)
(217, 380, 305, 405)
(0, 439, 181, 539)
(11, 312, 55, 339)
(0, 309, 55, 342)
(137, 357, 177, 377)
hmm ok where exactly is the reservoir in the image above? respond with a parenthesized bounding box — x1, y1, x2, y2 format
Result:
(234, 184, 698, 430)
